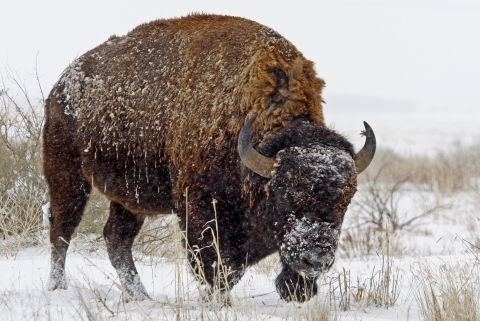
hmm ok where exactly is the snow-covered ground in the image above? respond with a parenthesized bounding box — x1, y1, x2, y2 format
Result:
(1, 187, 478, 321)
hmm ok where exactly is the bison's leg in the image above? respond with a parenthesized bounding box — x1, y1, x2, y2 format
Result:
(103, 201, 150, 301)
(47, 178, 91, 291)
(44, 107, 92, 291)
(184, 223, 245, 304)
(186, 246, 244, 306)
(275, 264, 318, 302)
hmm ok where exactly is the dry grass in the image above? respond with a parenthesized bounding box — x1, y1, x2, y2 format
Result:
(76, 189, 110, 236)
(253, 253, 282, 277)
(75, 190, 175, 261)
(415, 262, 480, 321)
(288, 294, 335, 321)
(361, 146, 480, 195)
(333, 228, 401, 312)
(338, 226, 384, 259)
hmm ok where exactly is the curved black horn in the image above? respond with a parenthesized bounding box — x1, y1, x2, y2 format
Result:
(355, 121, 376, 174)
(238, 114, 276, 178)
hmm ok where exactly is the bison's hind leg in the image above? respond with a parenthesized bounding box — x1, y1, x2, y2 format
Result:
(275, 264, 318, 302)
(43, 103, 92, 291)
(104, 201, 150, 301)
(46, 174, 91, 291)
(46, 164, 91, 291)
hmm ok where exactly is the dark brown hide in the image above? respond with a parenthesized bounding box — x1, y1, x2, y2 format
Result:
(43, 14, 360, 302)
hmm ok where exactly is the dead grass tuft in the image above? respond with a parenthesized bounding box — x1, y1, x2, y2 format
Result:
(334, 229, 401, 311)
(416, 262, 480, 321)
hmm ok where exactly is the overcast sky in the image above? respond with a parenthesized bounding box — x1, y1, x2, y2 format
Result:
(2, 0, 479, 118)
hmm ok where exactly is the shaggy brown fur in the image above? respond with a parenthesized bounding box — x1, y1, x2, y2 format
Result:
(57, 14, 325, 202)
(43, 14, 357, 303)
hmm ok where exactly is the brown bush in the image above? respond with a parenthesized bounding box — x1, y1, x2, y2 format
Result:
(338, 226, 383, 258)
(361, 146, 480, 194)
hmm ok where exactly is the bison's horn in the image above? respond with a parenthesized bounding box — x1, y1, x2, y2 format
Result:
(238, 114, 276, 179)
(355, 121, 376, 174)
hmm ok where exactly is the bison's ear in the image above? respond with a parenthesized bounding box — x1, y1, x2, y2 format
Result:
(355, 121, 376, 174)
(238, 114, 276, 179)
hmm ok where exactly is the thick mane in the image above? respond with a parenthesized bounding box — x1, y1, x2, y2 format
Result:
(54, 14, 325, 194)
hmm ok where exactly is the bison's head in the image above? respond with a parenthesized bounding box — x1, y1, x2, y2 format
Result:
(238, 115, 375, 280)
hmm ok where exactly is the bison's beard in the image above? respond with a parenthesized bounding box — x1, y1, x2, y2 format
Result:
(279, 214, 341, 277)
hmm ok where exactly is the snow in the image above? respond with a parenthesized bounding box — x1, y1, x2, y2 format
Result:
(42, 202, 51, 227)
(1, 188, 479, 320)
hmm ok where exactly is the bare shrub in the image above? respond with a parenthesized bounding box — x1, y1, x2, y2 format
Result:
(0, 67, 47, 256)
(338, 226, 383, 258)
(339, 147, 465, 259)
(0, 67, 45, 196)
(340, 144, 480, 260)
(133, 214, 175, 260)
(353, 164, 450, 233)
(339, 152, 453, 259)
(0, 189, 45, 257)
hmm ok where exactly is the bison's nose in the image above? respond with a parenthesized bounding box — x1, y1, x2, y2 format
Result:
(299, 252, 335, 274)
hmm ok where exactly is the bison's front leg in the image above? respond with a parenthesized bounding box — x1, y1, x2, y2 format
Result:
(187, 248, 244, 306)
(103, 201, 150, 301)
(275, 264, 318, 302)
(182, 216, 245, 305)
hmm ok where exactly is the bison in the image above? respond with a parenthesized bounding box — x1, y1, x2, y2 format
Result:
(43, 14, 376, 303)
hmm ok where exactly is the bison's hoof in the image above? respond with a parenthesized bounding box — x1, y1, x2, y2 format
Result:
(206, 292, 232, 308)
(122, 291, 151, 303)
(120, 273, 151, 302)
(198, 285, 232, 307)
(122, 289, 151, 303)
(275, 265, 318, 302)
(47, 270, 68, 291)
